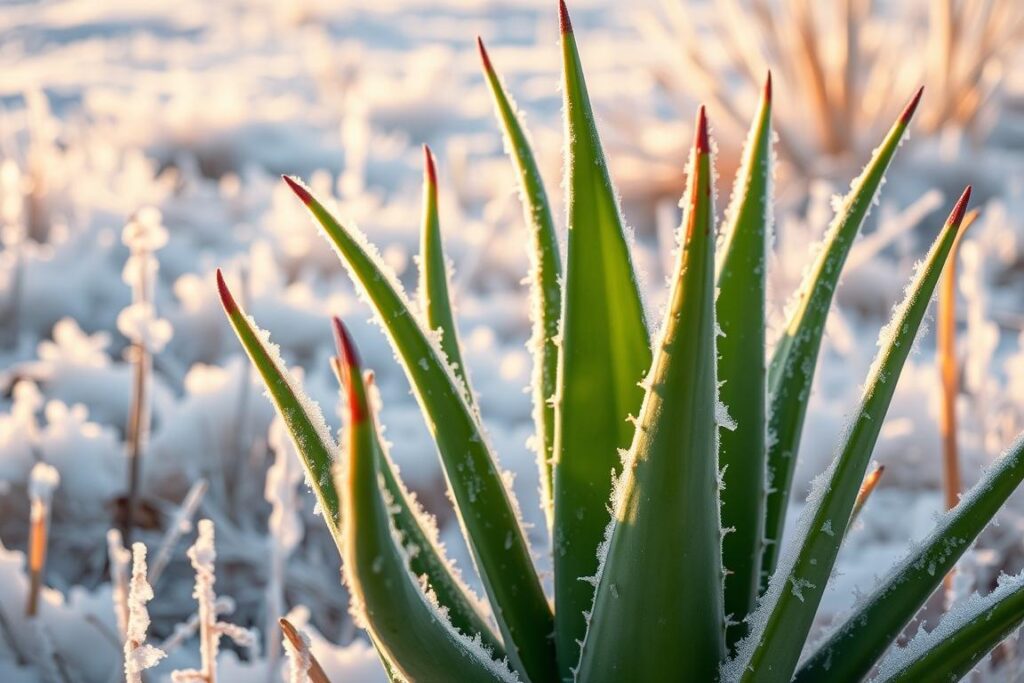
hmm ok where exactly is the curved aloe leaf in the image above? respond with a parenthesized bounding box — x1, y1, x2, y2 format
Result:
(553, 3, 652, 674)
(761, 87, 924, 582)
(477, 36, 562, 532)
(332, 324, 516, 683)
(215, 270, 340, 536)
(282, 177, 556, 683)
(727, 188, 973, 683)
(717, 73, 773, 648)
(419, 146, 473, 401)
(327, 324, 503, 659)
(795, 431, 1024, 682)
(576, 108, 724, 682)
(873, 571, 1024, 682)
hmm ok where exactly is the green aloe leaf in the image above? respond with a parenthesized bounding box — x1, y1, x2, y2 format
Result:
(282, 176, 556, 683)
(215, 270, 340, 536)
(218, 275, 502, 661)
(576, 108, 724, 681)
(332, 322, 516, 683)
(761, 87, 925, 582)
(477, 36, 562, 531)
(796, 431, 1024, 682)
(872, 571, 1024, 683)
(553, 3, 652, 675)
(327, 323, 503, 659)
(727, 188, 973, 683)
(418, 146, 473, 401)
(716, 73, 773, 649)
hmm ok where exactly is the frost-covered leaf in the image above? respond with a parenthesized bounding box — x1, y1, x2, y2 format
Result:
(796, 430, 1024, 681)
(328, 320, 504, 660)
(418, 146, 473, 402)
(281, 177, 555, 682)
(873, 571, 1024, 682)
(727, 188, 973, 683)
(552, 3, 652, 674)
(576, 108, 723, 681)
(761, 88, 924, 581)
(215, 271, 340, 535)
(716, 73, 773, 649)
(477, 36, 562, 532)
(333, 324, 519, 683)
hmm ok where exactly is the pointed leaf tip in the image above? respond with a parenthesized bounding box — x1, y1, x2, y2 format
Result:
(476, 36, 493, 73)
(331, 316, 361, 369)
(282, 175, 313, 205)
(215, 269, 237, 314)
(695, 105, 710, 154)
(558, 0, 572, 34)
(423, 145, 437, 186)
(764, 70, 772, 102)
(899, 86, 925, 125)
(949, 186, 972, 226)
(330, 317, 367, 423)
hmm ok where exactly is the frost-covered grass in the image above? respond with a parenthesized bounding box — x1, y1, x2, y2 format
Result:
(1, 0, 1024, 681)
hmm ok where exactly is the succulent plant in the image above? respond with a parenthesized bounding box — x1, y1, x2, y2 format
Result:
(217, 2, 1024, 681)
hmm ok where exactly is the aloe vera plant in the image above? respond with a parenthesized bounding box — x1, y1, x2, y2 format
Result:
(218, 3, 1024, 681)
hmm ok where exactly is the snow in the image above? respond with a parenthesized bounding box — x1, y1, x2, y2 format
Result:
(27, 462, 59, 506)
(1, 0, 1024, 681)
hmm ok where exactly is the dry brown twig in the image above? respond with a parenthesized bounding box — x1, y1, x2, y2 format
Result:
(279, 617, 332, 683)
(938, 207, 979, 595)
(638, 0, 1024, 176)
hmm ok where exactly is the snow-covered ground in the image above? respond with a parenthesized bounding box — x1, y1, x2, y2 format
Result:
(1, 0, 1023, 680)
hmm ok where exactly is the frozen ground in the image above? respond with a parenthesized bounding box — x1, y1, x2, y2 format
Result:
(0, 0, 1023, 680)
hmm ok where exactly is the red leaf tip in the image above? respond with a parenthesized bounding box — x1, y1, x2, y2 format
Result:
(330, 317, 366, 423)
(331, 316, 361, 370)
(215, 268, 237, 314)
(899, 86, 925, 125)
(558, 0, 572, 34)
(694, 105, 710, 154)
(282, 175, 313, 205)
(949, 185, 972, 226)
(476, 36, 493, 73)
(764, 70, 772, 103)
(423, 144, 437, 186)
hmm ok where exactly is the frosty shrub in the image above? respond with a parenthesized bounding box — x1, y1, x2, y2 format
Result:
(218, 3, 1024, 681)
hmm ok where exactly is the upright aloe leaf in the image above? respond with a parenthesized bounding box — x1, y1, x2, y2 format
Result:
(327, 326, 503, 659)
(795, 430, 1024, 682)
(215, 270, 340, 536)
(477, 36, 562, 531)
(576, 108, 724, 681)
(553, 3, 652, 675)
(726, 189, 972, 683)
(761, 87, 924, 582)
(717, 73, 773, 648)
(419, 146, 473, 400)
(282, 177, 556, 682)
(873, 572, 1024, 683)
(332, 323, 516, 683)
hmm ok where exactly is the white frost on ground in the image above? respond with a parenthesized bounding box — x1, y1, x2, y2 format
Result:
(0, 0, 1023, 680)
